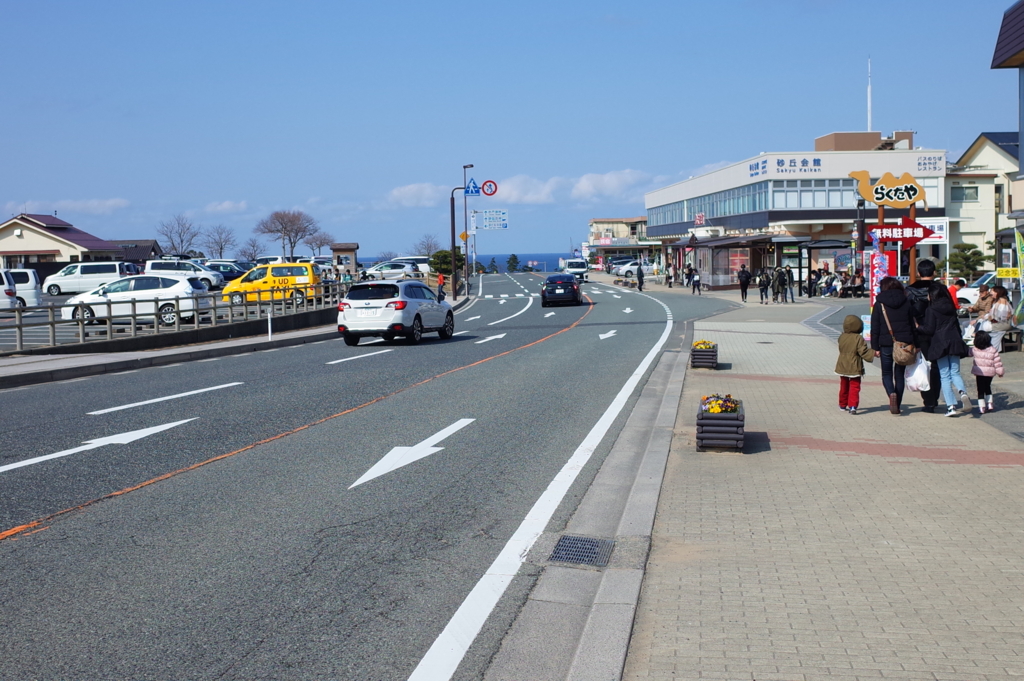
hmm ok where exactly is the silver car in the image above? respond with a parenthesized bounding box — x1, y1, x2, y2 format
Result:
(337, 280, 454, 345)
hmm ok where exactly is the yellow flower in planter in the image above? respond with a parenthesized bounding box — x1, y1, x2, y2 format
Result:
(692, 339, 717, 350)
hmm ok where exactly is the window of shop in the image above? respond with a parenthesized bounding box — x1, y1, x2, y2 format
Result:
(951, 186, 979, 202)
(727, 248, 749, 283)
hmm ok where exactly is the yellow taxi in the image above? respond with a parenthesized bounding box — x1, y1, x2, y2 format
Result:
(221, 263, 321, 304)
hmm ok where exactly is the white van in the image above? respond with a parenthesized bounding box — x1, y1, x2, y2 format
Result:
(255, 255, 286, 266)
(9, 269, 43, 308)
(391, 256, 432, 274)
(563, 259, 589, 282)
(0, 269, 17, 309)
(43, 262, 134, 296)
(145, 260, 225, 290)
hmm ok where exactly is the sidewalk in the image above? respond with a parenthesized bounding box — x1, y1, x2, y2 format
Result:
(623, 299, 1024, 681)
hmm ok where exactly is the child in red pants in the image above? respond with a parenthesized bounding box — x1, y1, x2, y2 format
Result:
(835, 315, 874, 415)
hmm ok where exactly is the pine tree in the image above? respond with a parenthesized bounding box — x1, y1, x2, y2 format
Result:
(940, 243, 993, 281)
(487, 258, 498, 274)
(506, 254, 520, 272)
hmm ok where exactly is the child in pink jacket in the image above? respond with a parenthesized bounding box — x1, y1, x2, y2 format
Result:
(969, 331, 1005, 414)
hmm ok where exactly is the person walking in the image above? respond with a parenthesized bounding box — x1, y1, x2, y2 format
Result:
(636, 264, 645, 292)
(737, 264, 752, 303)
(665, 261, 674, 288)
(871, 277, 916, 415)
(916, 282, 972, 416)
(969, 330, 1005, 414)
(835, 314, 874, 414)
(691, 268, 701, 295)
(983, 285, 1014, 352)
(784, 265, 795, 302)
(758, 268, 770, 304)
(771, 267, 786, 303)
(907, 260, 948, 413)
(684, 265, 694, 288)
(437, 272, 446, 299)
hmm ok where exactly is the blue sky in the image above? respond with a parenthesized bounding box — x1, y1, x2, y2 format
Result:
(1, 0, 1019, 259)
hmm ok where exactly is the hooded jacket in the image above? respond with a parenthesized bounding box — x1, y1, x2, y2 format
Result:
(870, 288, 916, 351)
(969, 345, 1005, 377)
(835, 315, 875, 376)
(916, 292, 969, 360)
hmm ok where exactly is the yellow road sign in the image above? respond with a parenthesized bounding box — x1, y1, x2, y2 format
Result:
(460, 231, 468, 241)
(996, 268, 1020, 278)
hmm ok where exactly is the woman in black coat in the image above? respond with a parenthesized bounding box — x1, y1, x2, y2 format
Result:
(915, 288, 971, 416)
(871, 277, 916, 414)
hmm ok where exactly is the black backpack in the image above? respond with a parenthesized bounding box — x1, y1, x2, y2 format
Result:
(905, 284, 930, 321)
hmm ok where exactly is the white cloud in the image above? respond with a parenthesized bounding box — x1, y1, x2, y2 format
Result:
(687, 160, 734, 177)
(205, 200, 248, 213)
(497, 175, 568, 204)
(5, 198, 130, 215)
(571, 169, 652, 201)
(387, 183, 447, 208)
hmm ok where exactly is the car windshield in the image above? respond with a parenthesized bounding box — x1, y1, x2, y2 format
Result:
(566, 261, 586, 269)
(348, 284, 400, 300)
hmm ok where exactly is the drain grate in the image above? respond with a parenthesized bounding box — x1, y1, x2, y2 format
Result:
(548, 535, 615, 567)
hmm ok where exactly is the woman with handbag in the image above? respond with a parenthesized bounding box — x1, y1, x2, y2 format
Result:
(983, 286, 1014, 352)
(871, 277, 917, 415)
(916, 285, 972, 416)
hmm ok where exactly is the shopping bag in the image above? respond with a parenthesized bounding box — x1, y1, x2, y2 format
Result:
(905, 352, 931, 393)
(962, 323, 976, 341)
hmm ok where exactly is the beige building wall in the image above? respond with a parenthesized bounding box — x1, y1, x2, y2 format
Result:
(946, 141, 1017, 257)
(0, 222, 80, 263)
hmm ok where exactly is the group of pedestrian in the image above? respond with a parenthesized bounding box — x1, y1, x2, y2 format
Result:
(750, 266, 793, 304)
(808, 269, 866, 298)
(836, 259, 1007, 417)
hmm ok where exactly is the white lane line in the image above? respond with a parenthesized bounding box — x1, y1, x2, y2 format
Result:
(109, 370, 139, 375)
(407, 295, 675, 681)
(350, 419, 475, 488)
(599, 330, 618, 339)
(157, 364, 183, 368)
(515, 294, 524, 297)
(88, 383, 245, 415)
(474, 333, 506, 344)
(364, 338, 385, 344)
(198, 357, 222, 362)
(487, 296, 534, 326)
(0, 419, 197, 474)
(500, 294, 509, 298)
(311, 340, 326, 345)
(485, 295, 494, 299)
(326, 349, 393, 365)
(453, 330, 469, 336)
(544, 312, 555, 318)
(465, 316, 481, 321)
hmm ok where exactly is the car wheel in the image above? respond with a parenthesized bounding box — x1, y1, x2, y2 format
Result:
(201, 278, 213, 290)
(15, 297, 25, 309)
(72, 305, 95, 323)
(541, 298, 548, 307)
(47, 285, 61, 296)
(406, 317, 423, 344)
(438, 313, 454, 339)
(343, 333, 359, 346)
(158, 303, 178, 326)
(291, 289, 306, 304)
(624, 270, 633, 278)
(575, 296, 582, 306)
(230, 293, 244, 305)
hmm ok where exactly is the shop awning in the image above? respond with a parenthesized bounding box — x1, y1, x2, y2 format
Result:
(798, 240, 853, 250)
(670, 235, 762, 248)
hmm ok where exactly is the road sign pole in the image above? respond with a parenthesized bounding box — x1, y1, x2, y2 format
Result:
(450, 187, 463, 302)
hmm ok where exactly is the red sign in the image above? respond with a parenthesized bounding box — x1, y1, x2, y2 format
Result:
(868, 217, 935, 248)
(481, 180, 498, 196)
(694, 212, 706, 226)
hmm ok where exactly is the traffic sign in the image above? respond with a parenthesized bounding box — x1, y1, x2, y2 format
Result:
(481, 180, 498, 196)
(465, 179, 480, 196)
(478, 209, 508, 230)
(459, 231, 468, 241)
(868, 217, 935, 248)
(997, 268, 1021, 278)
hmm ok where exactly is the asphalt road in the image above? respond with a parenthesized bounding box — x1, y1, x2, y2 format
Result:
(0, 273, 731, 680)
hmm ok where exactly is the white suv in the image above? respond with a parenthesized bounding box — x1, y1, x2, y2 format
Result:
(145, 259, 224, 290)
(563, 259, 589, 283)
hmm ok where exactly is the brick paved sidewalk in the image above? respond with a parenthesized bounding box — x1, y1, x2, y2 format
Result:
(623, 302, 1024, 681)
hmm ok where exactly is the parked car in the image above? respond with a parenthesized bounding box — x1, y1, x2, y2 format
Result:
(956, 271, 998, 312)
(562, 259, 589, 283)
(43, 261, 135, 296)
(362, 262, 417, 280)
(540, 274, 583, 307)
(255, 255, 286, 266)
(60, 275, 212, 325)
(613, 260, 653, 278)
(337, 280, 454, 345)
(390, 256, 432, 274)
(204, 262, 248, 281)
(9, 269, 43, 308)
(0, 269, 17, 310)
(145, 259, 225, 290)
(221, 263, 321, 304)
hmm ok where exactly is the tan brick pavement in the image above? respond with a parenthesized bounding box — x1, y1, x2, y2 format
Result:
(623, 301, 1024, 681)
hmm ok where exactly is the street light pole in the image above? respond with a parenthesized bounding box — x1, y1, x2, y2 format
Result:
(463, 164, 473, 291)
(450, 186, 464, 302)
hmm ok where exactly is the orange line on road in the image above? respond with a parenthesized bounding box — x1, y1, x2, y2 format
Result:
(0, 301, 593, 542)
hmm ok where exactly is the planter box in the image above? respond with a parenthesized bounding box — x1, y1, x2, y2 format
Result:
(690, 344, 718, 369)
(696, 400, 744, 452)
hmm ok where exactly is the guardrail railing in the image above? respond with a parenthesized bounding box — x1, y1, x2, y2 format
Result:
(0, 282, 346, 353)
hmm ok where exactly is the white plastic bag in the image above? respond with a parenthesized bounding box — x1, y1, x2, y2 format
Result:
(905, 352, 931, 393)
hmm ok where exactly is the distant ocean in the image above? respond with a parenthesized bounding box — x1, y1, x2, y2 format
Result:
(474, 252, 575, 273)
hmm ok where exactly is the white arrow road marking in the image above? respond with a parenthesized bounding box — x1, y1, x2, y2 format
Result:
(88, 383, 243, 415)
(475, 333, 506, 344)
(465, 316, 481, 321)
(613, 294, 621, 299)
(326, 349, 393, 364)
(453, 330, 469, 336)
(623, 308, 634, 314)
(498, 300, 506, 305)
(599, 330, 617, 339)
(488, 297, 533, 326)
(0, 419, 197, 474)
(544, 312, 555, 317)
(350, 419, 475, 488)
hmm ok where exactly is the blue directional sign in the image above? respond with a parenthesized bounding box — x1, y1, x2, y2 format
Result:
(465, 178, 480, 196)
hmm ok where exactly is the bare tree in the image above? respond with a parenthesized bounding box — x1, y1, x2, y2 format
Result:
(411, 233, 442, 256)
(238, 236, 264, 261)
(201, 224, 237, 259)
(254, 210, 319, 259)
(303, 229, 334, 256)
(377, 250, 398, 262)
(157, 214, 201, 254)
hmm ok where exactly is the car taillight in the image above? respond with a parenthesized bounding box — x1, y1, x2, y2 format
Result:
(338, 302, 350, 310)
(386, 300, 407, 309)
(4, 289, 13, 296)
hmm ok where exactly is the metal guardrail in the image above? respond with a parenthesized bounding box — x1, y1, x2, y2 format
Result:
(0, 282, 346, 353)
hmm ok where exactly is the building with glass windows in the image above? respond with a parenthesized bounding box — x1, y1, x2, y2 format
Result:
(644, 131, 951, 289)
